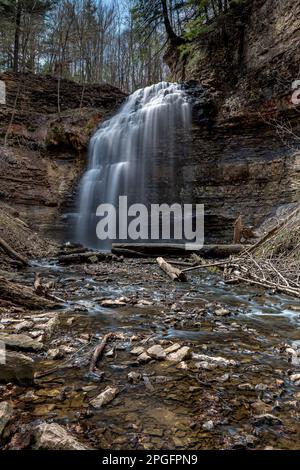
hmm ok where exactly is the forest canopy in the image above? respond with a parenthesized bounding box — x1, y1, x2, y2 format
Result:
(0, 0, 245, 92)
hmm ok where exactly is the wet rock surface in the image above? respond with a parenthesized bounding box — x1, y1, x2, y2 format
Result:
(1, 257, 300, 450)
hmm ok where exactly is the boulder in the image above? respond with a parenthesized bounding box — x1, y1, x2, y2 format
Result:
(0, 333, 43, 352)
(0, 401, 13, 437)
(0, 351, 34, 385)
(34, 423, 90, 450)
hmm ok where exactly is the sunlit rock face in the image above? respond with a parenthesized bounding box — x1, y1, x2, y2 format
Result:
(76, 82, 192, 249)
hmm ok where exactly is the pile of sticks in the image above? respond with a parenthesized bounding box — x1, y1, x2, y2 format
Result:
(156, 207, 300, 299)
(224, 255, 300, 298)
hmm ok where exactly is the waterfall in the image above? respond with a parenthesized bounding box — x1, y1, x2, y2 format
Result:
(76, 82, 192, 249)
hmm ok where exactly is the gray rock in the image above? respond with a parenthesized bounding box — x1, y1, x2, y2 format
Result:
(238, 383, 254, 391)
(147, 345, 166, 361)
(34, 423, 90, 450)
(128, 372, 142, 384)
(164, 343, 181, 354)
(14, 321, 34, 333)
(193, 353, 237, 370)
(255, 383, 268, 392)
(47, 348, 64, 360)
(0, 401, 13, 437)
(167, 347, 191, 363)
(290, 373, 300, 386)
(0, 333, 43, 352)
(214, 307, 230, 317)
(202, 420, 214, 431)
(90, 387, 118, 408)
(0, 351, 34, 385)
(138, 352, 152, 363)
(130, 347, 145, 356)
(253, 414, 283, 426)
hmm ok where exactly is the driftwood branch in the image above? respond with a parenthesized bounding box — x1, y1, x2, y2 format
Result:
(90, 333, 115, 372)
(0, 276, 61, 309)
(157, 257, 187, 282)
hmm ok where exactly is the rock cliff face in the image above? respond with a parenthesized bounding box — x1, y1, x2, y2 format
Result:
(0, 73, 126, 240)
(166, 0, 300, 241)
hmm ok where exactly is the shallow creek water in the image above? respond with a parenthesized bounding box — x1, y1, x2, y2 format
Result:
(3, 258, 300, 450)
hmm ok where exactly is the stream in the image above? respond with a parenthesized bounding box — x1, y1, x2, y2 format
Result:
(2, 256, 300, 450)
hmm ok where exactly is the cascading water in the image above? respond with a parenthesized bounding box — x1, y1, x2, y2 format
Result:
(76, 82, 192, 249)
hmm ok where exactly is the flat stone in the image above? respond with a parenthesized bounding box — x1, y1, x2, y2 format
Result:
(0, 333, 43, 352)
(34, 423, 90, 450)
(0, 351, 34, 385)
(253, 414, 283, 426)
(215, 308, 230, 317)
(164, 343, 181, 354)
(14, 321, 34, 333)
(147, 345, 166, 361)
(60, 345, 76, 354)
(47, 348, 64, 360)
(138, 352, 152, 363)
(100, 299, 127, 308)
(0, 401, 13, 437)
(167, 347, 191, 363)
(193, 353, 237, 370)
(29, 330, 44, 339)
(238, 383, 254, 391)
(131, 347, 145, 356)
(90, 387, 118, 408)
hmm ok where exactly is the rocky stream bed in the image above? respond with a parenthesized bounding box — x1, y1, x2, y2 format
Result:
(1, 254, 300, 450)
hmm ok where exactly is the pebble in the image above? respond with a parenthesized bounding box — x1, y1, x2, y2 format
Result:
(128, 372, 142, 384)
(202, 420, 214, 431)
(215, 308, 230, 317)
(238, 383, 254, 391)
(47, 348, 64, 360)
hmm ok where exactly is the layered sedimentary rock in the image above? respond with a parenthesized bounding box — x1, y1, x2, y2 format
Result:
(165, 0, 300, 241)
(0, 72, 126, 241)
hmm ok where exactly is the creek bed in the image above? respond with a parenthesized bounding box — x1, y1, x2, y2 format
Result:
(1, 258, 300, 450)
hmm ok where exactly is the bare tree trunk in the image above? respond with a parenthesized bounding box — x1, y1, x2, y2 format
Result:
(160, 0, 181, 45)
(13, 0, 22, 73)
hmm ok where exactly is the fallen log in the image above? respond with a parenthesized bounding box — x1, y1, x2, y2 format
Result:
(0, 276, 62, 310)
(112, 243, 248, 258)
(58, 251, 117, 265)
(90, 333, 115, 372)
(0, 236, 28, 266)
(157, 257, 187, 282)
